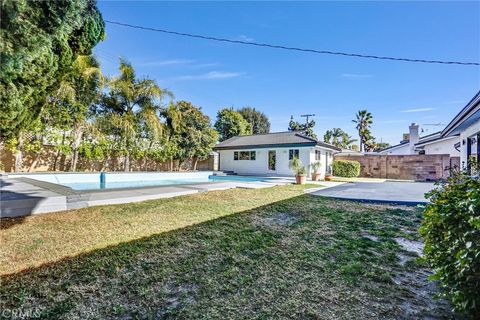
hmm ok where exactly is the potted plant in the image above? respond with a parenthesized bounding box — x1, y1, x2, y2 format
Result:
(289, 157, 307, 184)
(311, 161, 321, 181)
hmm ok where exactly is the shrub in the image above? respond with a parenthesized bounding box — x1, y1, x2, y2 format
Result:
(289, 157, 307, 175)
(420, 168, 480, 317)
(332, 160, 360, 178)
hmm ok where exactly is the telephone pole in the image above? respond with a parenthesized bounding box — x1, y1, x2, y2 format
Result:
(300, 114, 315, 124)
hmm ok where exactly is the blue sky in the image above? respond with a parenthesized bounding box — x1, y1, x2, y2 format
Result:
(94, 1, 480, 145)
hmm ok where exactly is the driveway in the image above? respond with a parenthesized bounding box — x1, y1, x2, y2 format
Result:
(308, 181, 436, 205)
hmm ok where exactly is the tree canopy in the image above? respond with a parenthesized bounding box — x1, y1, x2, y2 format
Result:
(214, 108, 251, 141)
(323, 128, 357, 149)
(237, 107, 270, 134)
(288, 116, 317, 139)
(352, 110, 374, 152)
(0, 0, 105, 140)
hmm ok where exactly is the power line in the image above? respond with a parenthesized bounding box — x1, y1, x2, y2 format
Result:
(105, 20, 479, 66)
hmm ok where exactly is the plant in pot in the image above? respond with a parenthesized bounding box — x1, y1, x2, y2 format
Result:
(289, 157, 307, 184)
(311, 161, 321, 181)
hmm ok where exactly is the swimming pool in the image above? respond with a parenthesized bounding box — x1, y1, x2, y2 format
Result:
(12, 172, 278, 191)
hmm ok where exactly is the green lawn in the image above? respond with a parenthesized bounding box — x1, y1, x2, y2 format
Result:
(0, 185, 451, 319)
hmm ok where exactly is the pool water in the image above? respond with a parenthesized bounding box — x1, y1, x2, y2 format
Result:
(61, 175, 275, 190)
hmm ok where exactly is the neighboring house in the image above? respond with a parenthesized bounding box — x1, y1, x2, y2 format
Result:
(441, 90, 480, 171)
(213, 131, 340, 178)
(379, 123, 460, 157)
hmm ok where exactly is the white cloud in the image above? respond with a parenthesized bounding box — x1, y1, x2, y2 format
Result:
(340, 73, 374, 79)
(236, 34, 254, 42)
(138, 59, 195, 67)
(401, 107, 435, 113)
(174, 71, 243, 81)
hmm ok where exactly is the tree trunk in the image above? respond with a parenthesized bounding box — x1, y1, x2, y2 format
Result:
(169, 159, 173, 171)
(71, 126, 84, 172)
(193, 158, 198, 171)
(28, 152, 41, 172)
(14, 136, 24, 172)
(124, 151, 130, 172)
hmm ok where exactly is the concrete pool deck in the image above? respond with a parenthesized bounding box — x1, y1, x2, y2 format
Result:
(0, 176, 293, 218)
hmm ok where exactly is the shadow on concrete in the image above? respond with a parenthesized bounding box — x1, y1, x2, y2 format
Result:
(0, 179, 45, 229)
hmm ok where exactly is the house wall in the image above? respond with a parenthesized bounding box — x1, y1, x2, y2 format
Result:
(379, 144, 410, 155)
(418, 137, 460, 157)
(459, 119, 480, 168)
(218, 146, 335, 177)
(335, 154, 452, 181)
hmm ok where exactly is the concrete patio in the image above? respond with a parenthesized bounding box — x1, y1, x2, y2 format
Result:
(306, 181, 436, 205)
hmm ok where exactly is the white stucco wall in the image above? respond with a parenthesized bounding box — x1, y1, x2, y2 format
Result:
(459, 119, 480, 168)
(218, 146, 334, 177)
(420, 137, 460, 157)
(380, 144, 410, 155)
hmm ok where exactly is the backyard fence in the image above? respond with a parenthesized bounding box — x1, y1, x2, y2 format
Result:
(334, 154, 458, 181)
(0, 145, 219, 173)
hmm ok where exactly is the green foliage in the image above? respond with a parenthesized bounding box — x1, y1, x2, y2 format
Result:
(311, 161, 321, 173)
(214, 108, 251, 141)
(323, 128, 357, 149)
(0, 0, 105, 140)
(289, 157, 308, 175)
(237, 107, 270, 134)
(352, 110, 374, 152)
(420, 168, 480, 317)
(288, 116, 317, 139)
(169, 101, 218, 163)
(332, 160, 361, 178)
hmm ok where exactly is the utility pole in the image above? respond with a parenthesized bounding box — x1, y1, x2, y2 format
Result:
(300, 114, 315, 125)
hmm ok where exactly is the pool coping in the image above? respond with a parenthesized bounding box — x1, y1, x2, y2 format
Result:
(1, 176, 290, 218)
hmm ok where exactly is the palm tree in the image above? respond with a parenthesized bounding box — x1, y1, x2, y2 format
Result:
(352, 110, 373, 152)
(102, 59, 173, 171)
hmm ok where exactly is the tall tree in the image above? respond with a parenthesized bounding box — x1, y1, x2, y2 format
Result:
(288, 116, 317, 140)
(237, 107, 270, 134)
(174, 101, 218, 170)
(323, 128, 357, 149)
(99, 59, 172, 171)
(214, 108, 251, 142)
(352, 110, 373, 152)
(1, 0, 105, 171)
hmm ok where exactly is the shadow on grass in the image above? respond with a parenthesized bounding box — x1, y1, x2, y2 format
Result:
(0, 194, 452, 319)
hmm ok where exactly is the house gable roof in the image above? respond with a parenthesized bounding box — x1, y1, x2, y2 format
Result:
(442, 90, 480, 137)
(213, 131, 341, 151)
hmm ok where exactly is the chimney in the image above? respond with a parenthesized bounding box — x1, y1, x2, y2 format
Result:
(409, 123, 419, 154)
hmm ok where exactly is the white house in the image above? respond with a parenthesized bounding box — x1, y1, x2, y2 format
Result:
(213, 131, 340, 178)
(379, 123, 460, 157)
(441, 90, 480, 171)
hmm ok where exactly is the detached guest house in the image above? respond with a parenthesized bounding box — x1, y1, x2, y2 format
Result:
(213, 131, 340, 178)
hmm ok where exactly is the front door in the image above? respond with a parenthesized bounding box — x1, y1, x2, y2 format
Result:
(268, 150, 276, 171)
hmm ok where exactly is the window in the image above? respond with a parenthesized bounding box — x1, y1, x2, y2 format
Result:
(315, 150, 321, 160)
(289, 149, 299, 160)
(234, 151, 256, 160)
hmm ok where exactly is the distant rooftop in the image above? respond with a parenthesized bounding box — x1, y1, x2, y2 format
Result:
(214, 131, 340, 151)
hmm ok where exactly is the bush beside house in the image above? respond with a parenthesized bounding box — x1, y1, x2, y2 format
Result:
(332, 160, 360, 178)
(420, 168, 480, 317)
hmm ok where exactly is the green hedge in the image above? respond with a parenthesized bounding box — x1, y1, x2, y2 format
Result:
(420, 169, 480, 317)
(332, 160, 360, 178)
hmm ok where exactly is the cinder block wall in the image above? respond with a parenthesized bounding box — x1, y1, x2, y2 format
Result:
(334, 154, 453, 181)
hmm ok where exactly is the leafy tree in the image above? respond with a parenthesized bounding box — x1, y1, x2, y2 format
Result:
(373, 142, 391, 152)
(1, 0, 105, 170)
(99, 59, 172, 171)
(174, 101, 218, 170)
(323, 128, 357, 149)
(214, 108, 251, 142)
(237, 107, 270, 134)
(352, 110, 373, 152)
(288, 116, 317, 140)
